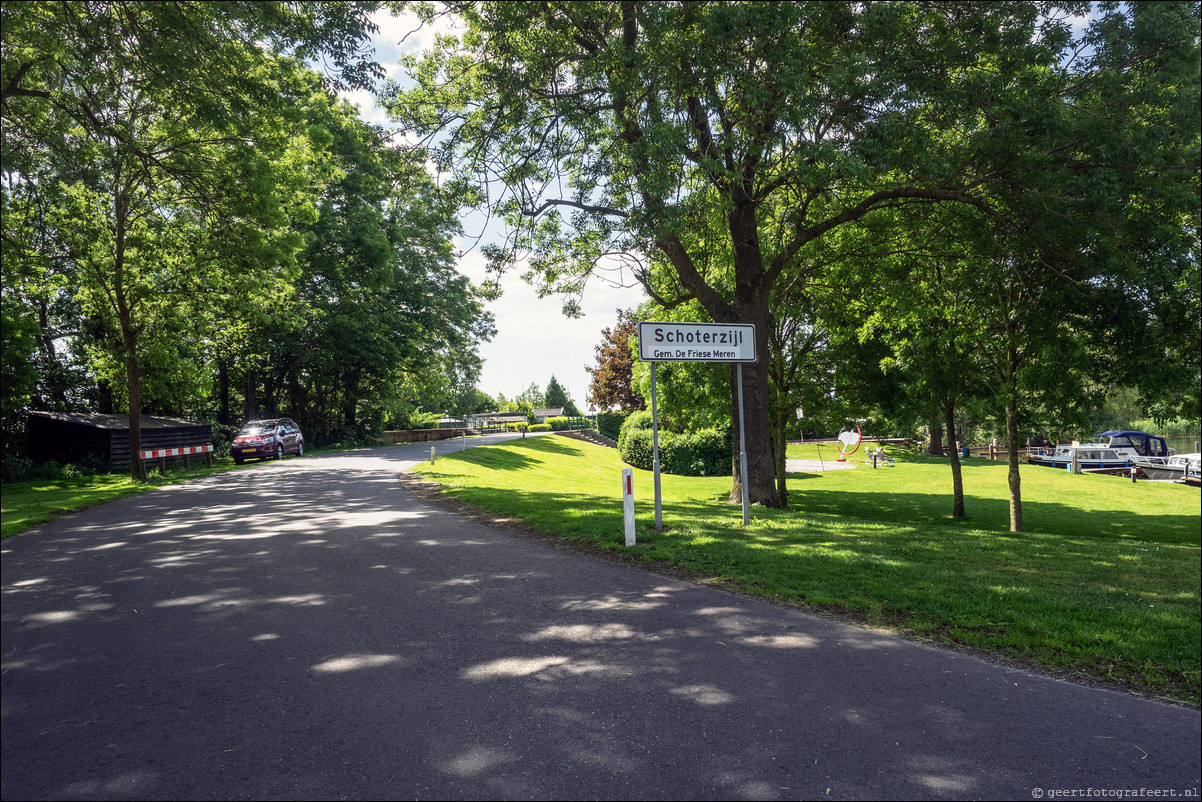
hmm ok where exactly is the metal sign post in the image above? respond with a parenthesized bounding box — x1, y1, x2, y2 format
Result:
(638, 321, 757, 528)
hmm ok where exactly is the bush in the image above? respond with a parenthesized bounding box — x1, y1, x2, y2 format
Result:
(617, 410, 653, 453)
(661, 428, 729, 476)
(33, 459, 64, 480)
(596, 410, 630, 441)
(621, 428, 655, 470)
(528, 423, 552, 432)
(1130, 418, 1201, 438)
(546, 416, 590, 431)
(618, 416, 730, 476)
(1, 455, 33, 483)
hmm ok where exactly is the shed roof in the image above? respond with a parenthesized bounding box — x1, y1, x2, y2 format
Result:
(27, 411, 208, 430)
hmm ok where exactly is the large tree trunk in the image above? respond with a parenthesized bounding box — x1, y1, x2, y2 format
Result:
(727, 330, 782, 508)
(928, 417, 945, 456)
(772, 404, 790, 508)
(1005, 391, 1024, 533)
(944, 399, 966, 518)
(125, 334, 145, 481)
(1003, 319, 1024, 532)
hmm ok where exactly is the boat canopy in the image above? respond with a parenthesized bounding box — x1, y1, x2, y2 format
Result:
(1097, 430, 1170, 458)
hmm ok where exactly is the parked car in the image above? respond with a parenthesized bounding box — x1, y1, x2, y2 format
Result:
(231, 418, 304, 464)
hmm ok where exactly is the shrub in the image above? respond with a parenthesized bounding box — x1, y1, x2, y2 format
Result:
(1, 455, 33, 483)
(528, 423, 552, 432)
(546, 416, 590, 431)
(596, 410, 630, 441)
(661, 428, 729, 476)
(617, 410, 653, 453)
(33, 459, 64, 480)
(618, 417, 730, 477)
(620, 428, 655, 470)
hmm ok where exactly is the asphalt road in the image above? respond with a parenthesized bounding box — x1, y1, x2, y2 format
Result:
(2, 435, 1199, 801)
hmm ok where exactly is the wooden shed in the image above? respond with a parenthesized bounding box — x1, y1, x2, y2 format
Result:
(26, 411, 213, 471)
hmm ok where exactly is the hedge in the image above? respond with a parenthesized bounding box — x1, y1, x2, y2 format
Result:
(617, 413, 729, 477)
(545, 416, 591, 431)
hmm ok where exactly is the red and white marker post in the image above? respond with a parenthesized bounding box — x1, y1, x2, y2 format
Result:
(622, 467, 636, 547)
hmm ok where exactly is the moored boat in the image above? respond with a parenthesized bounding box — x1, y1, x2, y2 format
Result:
(1026, 430, 1170, 474)
(1133, 452, 1201, 482)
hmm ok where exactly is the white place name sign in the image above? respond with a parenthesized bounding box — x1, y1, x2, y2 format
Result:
(638, 322, 756, 363)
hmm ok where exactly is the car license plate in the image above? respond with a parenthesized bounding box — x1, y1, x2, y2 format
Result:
(244, 448, 256, 453)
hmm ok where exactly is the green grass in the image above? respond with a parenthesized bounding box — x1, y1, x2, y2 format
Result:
(412, 436, 1201, 706)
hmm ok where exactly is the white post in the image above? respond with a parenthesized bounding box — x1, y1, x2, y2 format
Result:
(622, 468, 636, 547)
(651, 362, 662, 533)
(462, 432, 466, 452)
(430, 446, 436, 464)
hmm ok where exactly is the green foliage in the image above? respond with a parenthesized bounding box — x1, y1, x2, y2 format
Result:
(661, 428, 730, 477)
(617, 410, 728, 475)
(545, 416, 590, 431)
(620, 429, 656, 472)
(544, 375, 581, 417)
(596, 410, 630, 441)
(528, 423, 552, 432)
(1, 1, 389, 475)
(2, 1, 496, 456)
(616, 410, 653, 454)
(385, 1, 1200, 509)
(0, 296, 38, 421)
(1129, 418, 1202, 438)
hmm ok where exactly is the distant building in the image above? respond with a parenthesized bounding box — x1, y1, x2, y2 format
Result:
(532, 408, 565, 424)
(465, 412, 529, 429)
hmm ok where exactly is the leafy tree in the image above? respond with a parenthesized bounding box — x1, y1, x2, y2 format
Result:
(499, 383, 545, 422)
(2, 1, 383, 477)
(382, 1, 1134, 508)
(247, 92, 494, 443)
(544, 375, 581, 416)
(586, 309, 645, 412)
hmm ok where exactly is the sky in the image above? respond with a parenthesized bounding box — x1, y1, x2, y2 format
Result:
(332, 9, 647, 413)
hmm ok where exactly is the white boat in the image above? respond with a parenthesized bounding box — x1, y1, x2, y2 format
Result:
(1133, 452, 1201, 482)
(1026, 430, 1170, 474)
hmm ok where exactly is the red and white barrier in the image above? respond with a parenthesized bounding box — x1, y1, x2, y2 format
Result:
(138, 445, 214, 460)
(139, 444, 214, 475)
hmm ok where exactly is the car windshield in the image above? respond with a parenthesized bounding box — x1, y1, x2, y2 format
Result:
(240, 422, 276, 436)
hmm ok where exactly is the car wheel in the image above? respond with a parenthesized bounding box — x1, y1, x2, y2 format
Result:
(297, 440, 304, 457)
(275, 443, 284, 460)
(234, 456, 244, 465)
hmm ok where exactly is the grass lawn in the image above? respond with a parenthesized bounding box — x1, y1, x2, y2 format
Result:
(411, 435, 1201, 706)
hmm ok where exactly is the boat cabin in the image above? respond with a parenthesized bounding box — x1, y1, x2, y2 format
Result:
(1097, 430, 1169, 458)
